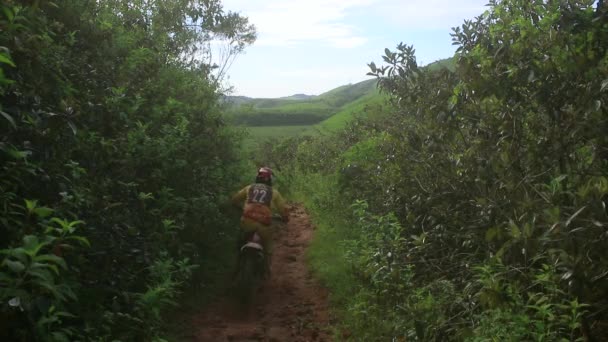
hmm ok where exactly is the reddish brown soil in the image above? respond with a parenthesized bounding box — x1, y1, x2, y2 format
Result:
(188, 205, 333, 341)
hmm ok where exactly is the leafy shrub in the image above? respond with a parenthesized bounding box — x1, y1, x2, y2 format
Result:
(0, 0, 255, 340)
(270, 0, 608, 340)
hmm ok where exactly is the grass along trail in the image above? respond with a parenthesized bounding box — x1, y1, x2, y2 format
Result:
(187, 205, 333, 341)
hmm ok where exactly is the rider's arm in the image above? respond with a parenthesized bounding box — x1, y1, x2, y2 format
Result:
(271, 189, 289, 221)
(231, 185, 250, 208)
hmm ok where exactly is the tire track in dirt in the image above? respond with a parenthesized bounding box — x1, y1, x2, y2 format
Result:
(188, 205, 333, 341)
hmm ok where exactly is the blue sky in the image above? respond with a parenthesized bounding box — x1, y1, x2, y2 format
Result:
(220, 0, 489, 98)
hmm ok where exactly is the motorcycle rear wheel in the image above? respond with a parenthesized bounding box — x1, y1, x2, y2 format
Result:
(235, 250, 264, 304)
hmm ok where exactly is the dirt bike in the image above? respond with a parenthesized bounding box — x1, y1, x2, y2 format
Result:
(234, 231, 268, 304)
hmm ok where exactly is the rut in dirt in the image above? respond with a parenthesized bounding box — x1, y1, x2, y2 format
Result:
(188, 205, 333, 342)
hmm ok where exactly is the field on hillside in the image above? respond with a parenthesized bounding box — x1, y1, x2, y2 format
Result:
(227, 59, 454, 130)
(247, 125, 313, 140)
(226, 79, 377, 126)
(242, 125, 314, 155)
(316, 89, 389, 131)
(233, 58, 453, 148)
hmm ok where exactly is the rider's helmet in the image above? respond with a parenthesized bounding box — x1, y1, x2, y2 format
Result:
(255, 167, 273, 185)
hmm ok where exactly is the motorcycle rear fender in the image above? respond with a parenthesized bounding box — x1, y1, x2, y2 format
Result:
(241, 241, 264, 252)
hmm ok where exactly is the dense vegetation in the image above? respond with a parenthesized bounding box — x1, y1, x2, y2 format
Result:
(3, 0, 608, 340)
(267, 0, 608, 340)
(0, 0, 255, 340)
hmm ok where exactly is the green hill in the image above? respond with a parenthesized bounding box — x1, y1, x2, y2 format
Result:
(312, 58, 456, 132)
(225, 79, 377, 126)
(230, 57, 455, 142)
(315, 88, 388, 132)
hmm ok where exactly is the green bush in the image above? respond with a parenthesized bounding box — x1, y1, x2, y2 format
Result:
(270, 0, 608, 340)
(0, 0, 255, 340)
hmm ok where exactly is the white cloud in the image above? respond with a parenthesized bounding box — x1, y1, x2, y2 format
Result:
(222, 0, 487, 48)
(373, 0, 488, 29)
(222, 0, 375, 48)
(220, 0, 489, 97)
(330, 36, 369, 49)
(277, 65, 369, 80)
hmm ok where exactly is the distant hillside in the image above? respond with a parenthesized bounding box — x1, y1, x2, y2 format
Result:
(226, 78, 377, 126)
(227, 57, 454, 130)
(222, 95, 253, 106)
(317, 79, 376, 107)
(425, 57, 456, 72)
(311, 58, 455, 132)
(280, 94, 317, 100)
(315, 88, 388, 132)
(224, 93, 316, 105)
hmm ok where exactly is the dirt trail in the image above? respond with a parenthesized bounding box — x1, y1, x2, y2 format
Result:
(188, 205, 333, 341)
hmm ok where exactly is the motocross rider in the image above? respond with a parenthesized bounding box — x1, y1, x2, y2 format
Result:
(232, 167, 289, 270)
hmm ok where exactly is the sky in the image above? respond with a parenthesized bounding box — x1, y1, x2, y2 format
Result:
(220, 0, 489, 98)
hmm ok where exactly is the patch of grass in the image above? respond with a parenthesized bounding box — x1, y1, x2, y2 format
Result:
(317, 79, 376, 107)
(306, 213, 357, 308)
(288, 172, 360, 339)
(247, 125, 313, 140)
(241, 125, 314, 156)
(316, 90, 389, 132)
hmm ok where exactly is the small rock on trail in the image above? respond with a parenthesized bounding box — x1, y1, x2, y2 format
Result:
(188, 205, 333, 341)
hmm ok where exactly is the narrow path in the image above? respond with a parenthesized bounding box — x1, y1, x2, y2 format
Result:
(188, 205, 333, 341)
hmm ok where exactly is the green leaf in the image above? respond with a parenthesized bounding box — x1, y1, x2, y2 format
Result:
(485, 227, 501, 242)
(50, 217, 68, 228)
(4, 259, 25, 273)
(5, 147, 29, 159)
(2, 7, 14, 22)
(0, 111, 16, 129)
(2, 247, 28, 263)
(55, 311, 76, 318)
(495, 241, 511, 261)
(47, 264, 59, 275)
(28, 267, 55, 284)
(25, 199, 37, 211)
(38, 281, 62, 300)
(68, 220, 85, 228)
(34, 207, 54, 218)
(369, 62, 377, 72)
(523, 223, 533, 238)
(22, 235, 49, 257)
(0, 53, 15, 67)
(67, 235, 90, 247)
(34, 254, 68, 270)
(138, 192, 154, 200)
